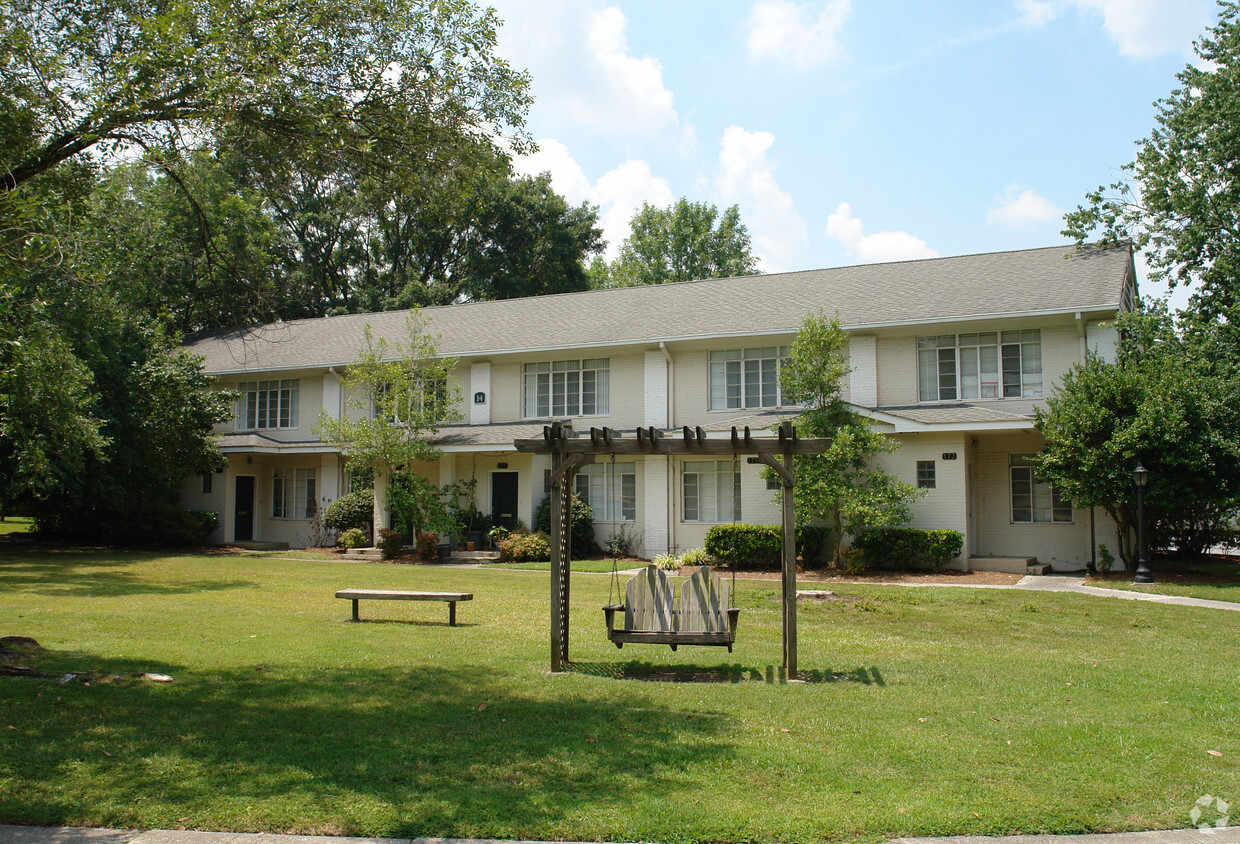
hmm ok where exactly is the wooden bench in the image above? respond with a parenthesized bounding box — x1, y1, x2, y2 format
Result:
(335, 589, 473, 625)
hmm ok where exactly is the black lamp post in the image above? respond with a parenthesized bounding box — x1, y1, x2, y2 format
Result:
(1133, 463, 1153, 584)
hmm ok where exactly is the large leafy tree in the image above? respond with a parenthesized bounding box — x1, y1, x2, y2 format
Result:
(1035, 306, 1240, 564)
(778, 313, 920, 562)
(1063, 1, 1240, 338)
(316, 313, 461, 537)
(592, 198, 760, 288)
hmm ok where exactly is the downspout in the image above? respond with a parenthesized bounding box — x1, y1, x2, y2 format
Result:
(660, 341, 676, 555)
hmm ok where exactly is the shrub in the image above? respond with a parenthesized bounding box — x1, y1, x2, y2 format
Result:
(322, 490, 374, 534)
(604, 523, 640, 557)
(499, 531, 551, 562)
(415, 531, 439, 561)
(534, 492, 597, 558)
(338, 528, 367, 550)
(704, 524, 836, 569)
(679, 547, 714, 567)
(836, 546, 866, 574)
(1096, 544, 1116, 573)
(853, 527, 963, 570)
(377, 528, 403, 559)
(652, 553, 679, 570)
(705, 524, 781, 569)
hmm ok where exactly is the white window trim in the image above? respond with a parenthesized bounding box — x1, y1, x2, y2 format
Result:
(1009, 454, 1072, 525)
(236, 379, 300, 431)
(916, 331, 1043, 404)
(708, 346, 795, 412)
(521, 358, 609, 419)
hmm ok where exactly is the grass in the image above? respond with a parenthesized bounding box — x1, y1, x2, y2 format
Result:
(0, 517, 33, 536)
(1086, 555, 1240, 604)
(1, 547, 1237, 842)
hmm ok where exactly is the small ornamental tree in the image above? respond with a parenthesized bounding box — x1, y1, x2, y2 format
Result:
(1035, 306, 1240, 565)
(777, 312, 920, 562)
(316, 311, 461, 539)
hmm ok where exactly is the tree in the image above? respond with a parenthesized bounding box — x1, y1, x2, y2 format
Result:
(1035, 305, 1240, 565)
(592, 198, 760, 288)
(316, 312, 461, 537)
(1063, 1, 1240, 338)
(458, 172, 604, 301)
(2, 0, 532, 192)
(778, 312, 921, 562)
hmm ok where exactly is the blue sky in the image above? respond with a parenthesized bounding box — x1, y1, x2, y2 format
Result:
(488, 0, 1217, 305)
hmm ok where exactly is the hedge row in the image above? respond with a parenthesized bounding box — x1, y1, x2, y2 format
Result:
(852, 527, 963, 570)
(703, 524, 835, 570)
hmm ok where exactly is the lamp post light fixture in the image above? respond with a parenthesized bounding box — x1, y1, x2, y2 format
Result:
(1133, 463, 1153, 584)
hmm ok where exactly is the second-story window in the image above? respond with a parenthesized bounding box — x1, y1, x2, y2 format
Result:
(522, 359, 609, 417)
(236, 379, 299, 430)
(709, 346, 791, 410)
(917, 331, 1042, 402)
(373, 378, 448, 423)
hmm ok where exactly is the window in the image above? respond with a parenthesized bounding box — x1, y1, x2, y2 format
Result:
(273, 468, 317, 519)
(917, 331, 1042, 402)
(201, 472, 213, 494)
(916, 460, 936, 489)
(709, 346, 792, 410)
(574, 462, 636, 521)
(682, 460, 741, 523)
(1010, 454, 1071, 523)
(373, 378, 448, 424)
(236, 380, 299, 429)
(522, 359, 609, 417)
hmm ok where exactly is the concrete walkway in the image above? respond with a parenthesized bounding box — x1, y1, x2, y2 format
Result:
(4, 825, 1240, 844)
(1009, 574, 1240, 613)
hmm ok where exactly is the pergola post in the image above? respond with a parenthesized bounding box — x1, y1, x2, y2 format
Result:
(781, 450, 797, 680)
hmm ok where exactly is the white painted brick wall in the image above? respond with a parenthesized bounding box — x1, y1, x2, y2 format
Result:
(644, 351, 668, 428)
(470, 362, 491, 425)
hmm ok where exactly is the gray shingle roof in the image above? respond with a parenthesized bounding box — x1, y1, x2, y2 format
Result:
(187, 244, 1131, 375)
(875, 403, 1036, 424)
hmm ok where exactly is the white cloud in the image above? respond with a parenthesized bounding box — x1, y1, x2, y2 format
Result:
(1014, 0, 1059, 27)
(1015, 0, 1211, 58)
(514, 139, 673, 260)
(987, 185, 1064, 227)
(490, 0, 684, 139)
(712, 126, 808, 271)
(747, 0, 851, 69)
(825, 203, 938, 263)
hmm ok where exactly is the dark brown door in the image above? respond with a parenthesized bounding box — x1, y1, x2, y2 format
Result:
(235, 476, 255, 542)
(491, 472, 519, 529)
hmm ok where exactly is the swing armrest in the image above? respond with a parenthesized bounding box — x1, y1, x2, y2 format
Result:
(727, 607, 741, 637)
(603, 604, 624, 633)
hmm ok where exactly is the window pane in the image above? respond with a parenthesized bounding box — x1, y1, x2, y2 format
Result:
(1002, 345, 1022, 398)
(938, 348, 957, 400)
(743, 359, 761, 409)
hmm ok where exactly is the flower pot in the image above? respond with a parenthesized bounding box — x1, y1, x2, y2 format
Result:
(465, 541, 476, 552)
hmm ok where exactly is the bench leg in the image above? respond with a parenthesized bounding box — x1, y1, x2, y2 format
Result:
(449, 601, 457, 626)
(352, 599, 359, 622)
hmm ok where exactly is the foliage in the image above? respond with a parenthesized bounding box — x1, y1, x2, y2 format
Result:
(488, 525, 511, 546)
(652, 553, 679, 571)
(679, 547, 714, 567)
(415, 531, 439, 561)
(376, 528, 403, 560)
(795, 525, 836, 568)
(2, 0, 532, 191)
(853, 528, 964, 570)
(1096, 544, 1116, 573)
(498, 530, 550, 562)
(591, 198, 760, 288)
(534, 491, 597, 558)
(388, 469, 453, 537)
(442, 478, 489, 539)
(603, 523, 640, 557)
(836, 546, 867, 574)
(1035, 307, 1240, 565)
(1062, 3, 1240, 340)
(321, 491, 375, 536)
(337, 528, 368, 550)
(704, 523, 841, 570)
(778, 312, 921, 561)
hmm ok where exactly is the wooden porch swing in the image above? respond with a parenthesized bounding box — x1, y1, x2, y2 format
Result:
(513, 420, 832, 678)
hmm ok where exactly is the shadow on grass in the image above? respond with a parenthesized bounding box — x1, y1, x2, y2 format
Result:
(0, 646, 736, 836)
(0, 549, 256, 597)
(567, 661, 886, 685)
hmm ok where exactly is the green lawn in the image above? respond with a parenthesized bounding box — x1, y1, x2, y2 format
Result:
(1086, 556, 1240, 604)
(0, 517, 33, 536)
(1, 547, 1237, 842)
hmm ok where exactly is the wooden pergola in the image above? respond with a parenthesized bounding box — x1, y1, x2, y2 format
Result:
(514, 419, 832, 678)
